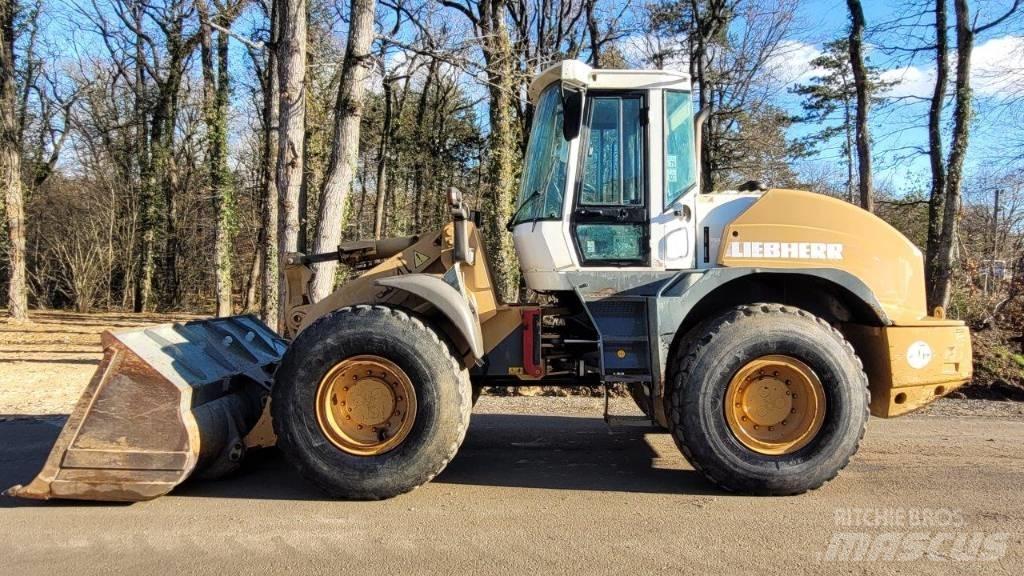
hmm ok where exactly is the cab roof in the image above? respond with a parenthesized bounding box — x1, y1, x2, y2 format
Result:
(527, 60, 692, 104)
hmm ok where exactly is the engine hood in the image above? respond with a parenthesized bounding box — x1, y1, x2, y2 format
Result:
(718, 188, 927, 323)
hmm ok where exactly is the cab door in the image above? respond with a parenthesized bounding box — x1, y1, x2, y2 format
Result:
(570, 92, 649, 266)
(657, 90, 698, 270)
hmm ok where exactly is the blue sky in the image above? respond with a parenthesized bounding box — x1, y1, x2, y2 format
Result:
(776, 0, 1024, 193)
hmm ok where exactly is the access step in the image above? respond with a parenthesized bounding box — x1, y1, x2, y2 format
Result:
(603, 415, 661, 432)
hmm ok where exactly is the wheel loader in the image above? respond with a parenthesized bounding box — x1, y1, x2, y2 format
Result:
(8, 60, 972, 502)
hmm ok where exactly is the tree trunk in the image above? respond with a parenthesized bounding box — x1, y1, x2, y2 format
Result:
(276, 0, 308, 329)
(372, 75, 393, 239)
(928, 0, 975, 310)
(308, 0, 376, 302)
(846, 0, 873, 213)
(585, 0, 600, 66)
(133, 127, 158, 313)
(199, 1, 235, 317)
(1, 0, 26, 321)
(410, 60, 437, 233)
(843, 102, 855, 203)
(689, 0, 733, 194)
(129, 0, 149, 313)
(924, 0, 949, 309)
(158, 37, 186, 310)
(260, 0, 280, 326)
(480, 0, 521, 302)
(243, 245, 261, 313)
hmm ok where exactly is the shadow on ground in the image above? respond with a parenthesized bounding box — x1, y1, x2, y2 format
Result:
(0, 412, 716, 507)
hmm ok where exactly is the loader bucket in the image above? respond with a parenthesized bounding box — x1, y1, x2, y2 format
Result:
(6, 315, 287, 502)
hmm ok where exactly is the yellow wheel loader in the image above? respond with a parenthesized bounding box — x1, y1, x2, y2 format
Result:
(8, 60, 972, 502)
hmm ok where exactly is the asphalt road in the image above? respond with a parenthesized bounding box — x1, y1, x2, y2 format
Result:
(2, 397, 1023, 575)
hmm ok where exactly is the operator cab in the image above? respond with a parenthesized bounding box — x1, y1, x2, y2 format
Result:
(510, 60, 761, 291)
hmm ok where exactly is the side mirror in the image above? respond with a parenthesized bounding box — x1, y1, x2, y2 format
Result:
(560, 83, 583, 141)
(447, 186, 464, 209)
(449, 187, 473, 265)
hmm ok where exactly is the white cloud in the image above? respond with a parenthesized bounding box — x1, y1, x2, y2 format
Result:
(878, 64, 935, 99)
(879, 35, 1024, 99)
(762, 35, 1024, 100)
(618, 33, 690, 70)
(972, 35, 1024, 96)
(765, 39, 823, 86)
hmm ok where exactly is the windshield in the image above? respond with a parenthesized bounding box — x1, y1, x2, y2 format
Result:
(513, 84, 569, 224)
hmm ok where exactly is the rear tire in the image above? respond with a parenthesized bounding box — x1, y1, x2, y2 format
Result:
(272, 305, 471, 500)
(667, 303, 868, 495)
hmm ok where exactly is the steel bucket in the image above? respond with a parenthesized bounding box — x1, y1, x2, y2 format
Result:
(6, 315, 286, 502)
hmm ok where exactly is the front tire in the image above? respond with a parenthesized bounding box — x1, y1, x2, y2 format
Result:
(272, 305, 471, 500)
(667, 303, 868, 495)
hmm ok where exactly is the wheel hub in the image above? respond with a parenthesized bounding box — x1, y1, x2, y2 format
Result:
(724, 355, 826, 455)
(315, 355, 417, 456)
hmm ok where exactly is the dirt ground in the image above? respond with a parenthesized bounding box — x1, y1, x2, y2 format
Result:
(0, 311, 200, 415)
(1, 311, 1023, 574)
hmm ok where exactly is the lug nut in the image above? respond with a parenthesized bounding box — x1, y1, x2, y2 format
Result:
(782, 420, 788, 425)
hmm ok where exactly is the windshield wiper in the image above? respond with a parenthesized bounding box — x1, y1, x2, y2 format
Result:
(505, 189, 542, 232)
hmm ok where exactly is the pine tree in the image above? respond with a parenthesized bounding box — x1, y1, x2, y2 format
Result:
(792, 39, 894, 203)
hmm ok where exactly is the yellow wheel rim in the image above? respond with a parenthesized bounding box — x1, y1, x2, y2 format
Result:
(315, 355, 417, 456)
(724, 355, 826, 455)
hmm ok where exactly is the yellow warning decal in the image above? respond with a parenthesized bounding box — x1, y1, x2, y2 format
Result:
(411, 249, 428, 268)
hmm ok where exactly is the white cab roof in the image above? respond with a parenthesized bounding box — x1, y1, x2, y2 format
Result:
(528, 60, 692, 103)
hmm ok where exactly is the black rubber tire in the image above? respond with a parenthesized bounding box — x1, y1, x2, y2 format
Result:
(271, 304, 472, 500)
(666, 303, 869, 495)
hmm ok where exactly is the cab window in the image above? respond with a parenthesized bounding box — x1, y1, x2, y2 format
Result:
(664, 91, 696, 206)
(580, 97, 643, 206)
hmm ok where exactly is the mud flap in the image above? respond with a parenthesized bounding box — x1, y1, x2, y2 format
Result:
(5, 315, 287, 502)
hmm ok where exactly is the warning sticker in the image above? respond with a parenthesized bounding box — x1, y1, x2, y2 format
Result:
(413, 251, 430, 269)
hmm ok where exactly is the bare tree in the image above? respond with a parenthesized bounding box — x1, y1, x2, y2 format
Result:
(308, 0, 377, 302)
(441, 0, 521, 301)
(1, 0, 26, 321)
(198, 0, 242, 316)
(845, 0, 873, 212)
(259, 0, 280, 325)
(927, 0, 1022, 310)
(276, 0, 308, 326)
